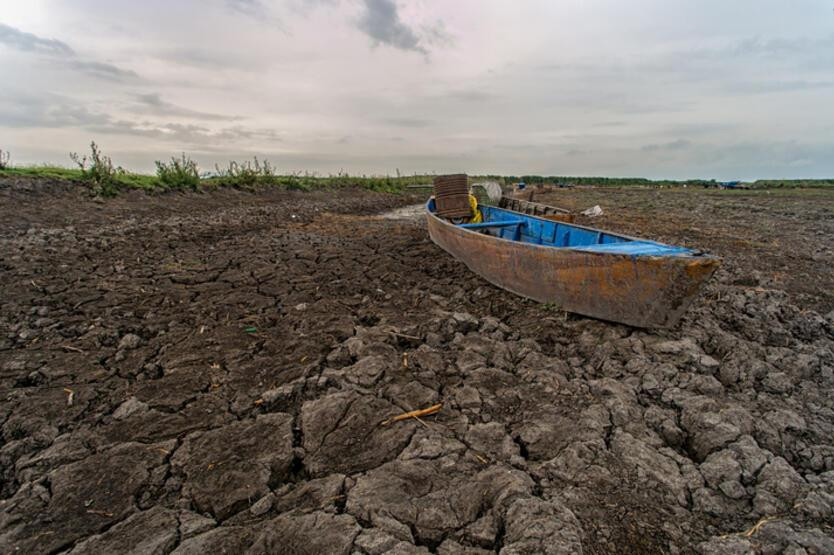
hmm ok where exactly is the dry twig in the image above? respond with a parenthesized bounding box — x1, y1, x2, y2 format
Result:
(381, 404, 441, 426)
(744, 516, 779, 537)
(86, 509, 114, 518)
(719, 515, 780, 539)
(388, 331, 420, 341)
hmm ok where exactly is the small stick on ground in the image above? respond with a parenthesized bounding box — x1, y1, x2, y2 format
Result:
(86, 509, 114, 518)
(389, 331, 421, 341)
(412, 415, 430, 429)
(744, 516, 779, 537)
(719, 515, 780, 539)
(382, 404, 441, 426)
(62, 345, 85, 353)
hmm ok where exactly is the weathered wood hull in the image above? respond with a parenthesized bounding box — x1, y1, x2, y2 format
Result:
(426, 204, 719, 328)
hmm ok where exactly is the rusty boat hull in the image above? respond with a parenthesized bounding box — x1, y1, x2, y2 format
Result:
(426, 200, 719, 328)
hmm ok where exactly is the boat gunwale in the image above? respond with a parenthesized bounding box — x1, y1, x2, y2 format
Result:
(425, 199, 717, 261)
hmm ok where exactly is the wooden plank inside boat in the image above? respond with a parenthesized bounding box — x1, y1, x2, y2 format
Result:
(498, 196, 576, 223)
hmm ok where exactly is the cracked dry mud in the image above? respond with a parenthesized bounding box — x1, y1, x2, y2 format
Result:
(1, 178, 833, 554)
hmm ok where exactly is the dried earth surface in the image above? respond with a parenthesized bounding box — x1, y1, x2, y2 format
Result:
(1, 178, 833, 554)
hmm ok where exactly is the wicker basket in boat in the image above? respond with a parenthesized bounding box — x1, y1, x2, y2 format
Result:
(433, 174, 471, 219)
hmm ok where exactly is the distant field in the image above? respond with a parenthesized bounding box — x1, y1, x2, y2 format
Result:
(0, 164, 433, 194)
(501, 175, 834, 189)
(3, 164, 833, 195)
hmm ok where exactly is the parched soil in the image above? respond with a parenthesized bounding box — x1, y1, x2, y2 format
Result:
(1, 178, 833, 554)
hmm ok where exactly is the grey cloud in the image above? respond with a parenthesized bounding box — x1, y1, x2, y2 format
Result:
(724, 80, 834, 94)
(138, 93, 178, 106)
(0, 90, 272, 147)
(226, 0, 266, 17)
(0, 93, 110, 128)
(214, 125, 283, 142)
(420, 20, 453, 48)
(134, 93, 240, 121)
(704, 141, 833, 177)
(89, 117, 282, 148)
(0, 23, 73, 56)
(660, 123, 737, 136)
(726, 35, 834, 59)
(357, 0, 426, 54)
(641, 139, 692, 152)
(0, 22, 136, 81)
(537, 33, 834, 91)
(667, 34, 834, 75)
(160, 47, 256, 70)
(90, 120, 216, 143)
(444, 90, 494, 103)
(383, 117, 432, 128)
(624, 139, 834, 180)
(66, 60, 138, 80)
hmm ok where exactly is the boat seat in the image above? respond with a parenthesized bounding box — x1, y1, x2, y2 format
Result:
(458, 219, 526, 230)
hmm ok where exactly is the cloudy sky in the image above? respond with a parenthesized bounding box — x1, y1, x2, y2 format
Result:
(1, 0, 833, 179)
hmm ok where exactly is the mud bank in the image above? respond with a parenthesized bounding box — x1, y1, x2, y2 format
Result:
(1, 180, 833, 554)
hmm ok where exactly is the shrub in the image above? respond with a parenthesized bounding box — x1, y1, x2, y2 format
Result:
(69, 141, 124, 196)
(0, 149, 9, 170)
(156, 154, 200, 190)
(284, 172, 311, 191)
(213, 157, 275, 187)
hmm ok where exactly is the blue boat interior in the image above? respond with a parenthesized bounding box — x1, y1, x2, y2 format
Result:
(429, 199, 695, 257)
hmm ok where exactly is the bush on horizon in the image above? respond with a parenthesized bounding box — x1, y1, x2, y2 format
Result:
(156, 154, 200, 190)
(69, 141, 125, 196)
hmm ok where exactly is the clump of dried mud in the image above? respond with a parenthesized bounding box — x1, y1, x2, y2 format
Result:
(1, 178, 832, 554)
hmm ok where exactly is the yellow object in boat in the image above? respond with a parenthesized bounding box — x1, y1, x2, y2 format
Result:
(469, 194, 483, 223)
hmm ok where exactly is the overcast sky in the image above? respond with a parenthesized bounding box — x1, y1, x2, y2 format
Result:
(1, 0, 833, 179)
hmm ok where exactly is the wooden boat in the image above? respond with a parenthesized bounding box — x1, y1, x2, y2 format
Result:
(426, 199, 719, 328)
